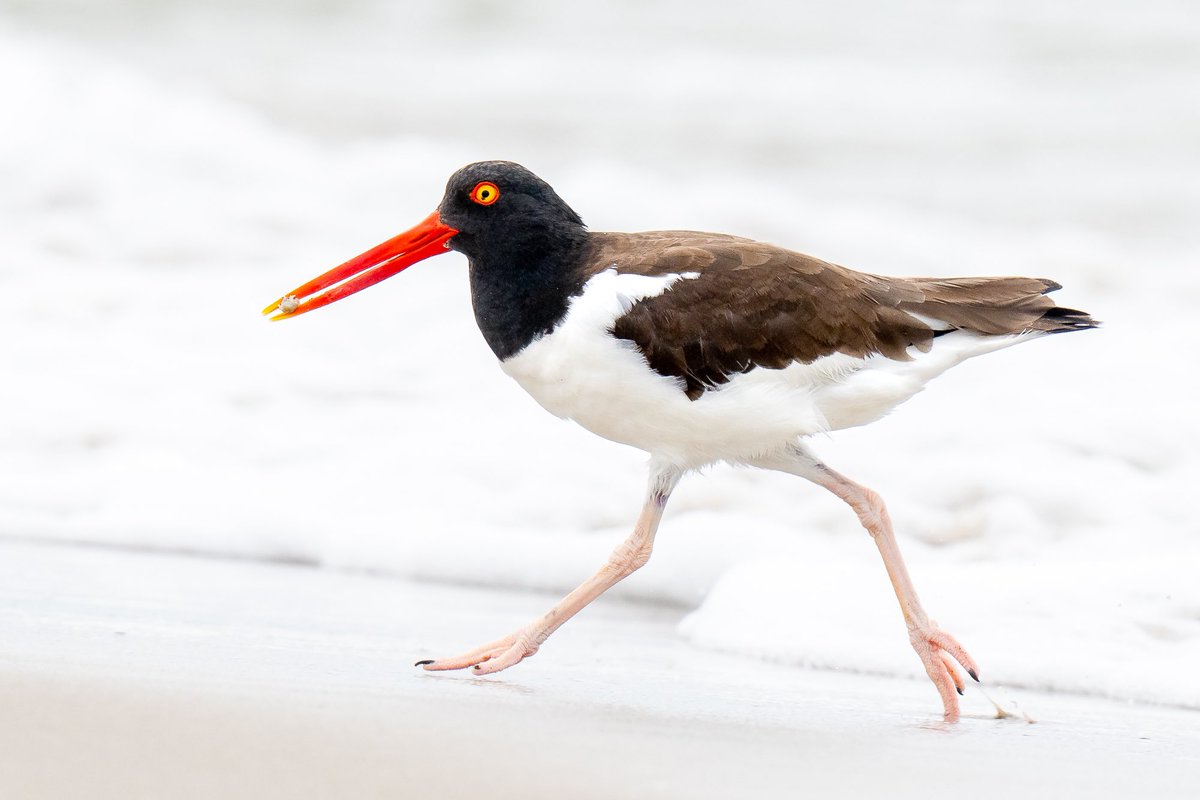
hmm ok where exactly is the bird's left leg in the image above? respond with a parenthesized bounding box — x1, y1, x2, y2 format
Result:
(751, 443, 979, 721)
(417, 461, 683, 676)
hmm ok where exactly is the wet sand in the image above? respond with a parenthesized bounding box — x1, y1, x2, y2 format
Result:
(1, 541, 1197, 799)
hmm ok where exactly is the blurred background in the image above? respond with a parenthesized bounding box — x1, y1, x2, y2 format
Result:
(1, 0, 1197, 706)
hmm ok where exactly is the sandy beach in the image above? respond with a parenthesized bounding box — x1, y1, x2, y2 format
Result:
(2, 540, 1196, 799)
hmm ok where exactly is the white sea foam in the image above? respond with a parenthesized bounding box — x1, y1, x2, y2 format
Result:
(1, 2, 1197, 707)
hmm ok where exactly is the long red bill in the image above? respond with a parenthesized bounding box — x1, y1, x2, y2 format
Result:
(262, 211, 458, 321)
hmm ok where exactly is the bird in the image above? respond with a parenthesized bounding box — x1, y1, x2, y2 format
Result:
(264, 160, 1097, 721)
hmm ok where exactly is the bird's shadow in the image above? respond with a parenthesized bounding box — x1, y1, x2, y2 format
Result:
(415, 670, 537, 696)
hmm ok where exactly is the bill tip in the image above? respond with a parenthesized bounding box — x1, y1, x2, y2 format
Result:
(262, 295, 300, 318)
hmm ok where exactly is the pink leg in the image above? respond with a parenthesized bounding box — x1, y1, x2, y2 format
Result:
(417, 464, 682, 675)
(753, 444, 979, 721)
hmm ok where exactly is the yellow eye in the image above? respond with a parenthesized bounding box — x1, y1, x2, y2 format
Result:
(469, 181, 500, 206)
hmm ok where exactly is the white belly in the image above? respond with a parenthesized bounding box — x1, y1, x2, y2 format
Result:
(500, 269, 1032, 467)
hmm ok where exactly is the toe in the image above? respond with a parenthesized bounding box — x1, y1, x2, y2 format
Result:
(911, 624, 976, 720)
(921, 650, 962, 721)
(928, 629, 979, 680)
(940, 651, 965, 695)
(418, 633, 517, 671)
(471, 637, 536, 675)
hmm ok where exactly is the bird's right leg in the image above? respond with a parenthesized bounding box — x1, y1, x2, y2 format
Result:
(417, 461, 683, 676)
(750, 443, 979, 721)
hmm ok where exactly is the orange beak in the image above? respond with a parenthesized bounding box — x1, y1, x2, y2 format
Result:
(262, 211, 459, 321)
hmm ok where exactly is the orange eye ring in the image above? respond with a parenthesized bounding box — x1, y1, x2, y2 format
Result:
(470, 181, 500, 206)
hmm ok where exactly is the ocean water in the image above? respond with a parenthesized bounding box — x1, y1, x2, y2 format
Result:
(2, 1, 1198, 707)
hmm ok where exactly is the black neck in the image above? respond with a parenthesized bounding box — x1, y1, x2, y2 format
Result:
(461, 228, 592, 360)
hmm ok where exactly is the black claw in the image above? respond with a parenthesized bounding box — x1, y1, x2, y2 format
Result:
(968, 669, 980, 682)
(414, 659, 434, 667)
(956, 686, 964, 696)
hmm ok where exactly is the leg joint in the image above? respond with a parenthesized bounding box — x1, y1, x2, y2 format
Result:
(605, 540, 653, 577)
(845, 486, 890, 536)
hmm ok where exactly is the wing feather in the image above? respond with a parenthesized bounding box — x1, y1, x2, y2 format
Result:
(582, 232, 1096, 400)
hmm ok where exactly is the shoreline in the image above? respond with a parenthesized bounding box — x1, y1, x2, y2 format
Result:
(2, 540, 1197, 799)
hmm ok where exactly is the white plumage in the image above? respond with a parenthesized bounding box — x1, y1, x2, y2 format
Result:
(502, 268, 1039, 467)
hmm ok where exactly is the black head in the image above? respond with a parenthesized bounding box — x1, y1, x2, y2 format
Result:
(436, 161, 587, 263)
(436, 162, 594, 360)
(263, 160, 588, 327)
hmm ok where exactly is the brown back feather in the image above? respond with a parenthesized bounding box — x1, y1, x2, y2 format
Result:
(584, 232, 1097, 399)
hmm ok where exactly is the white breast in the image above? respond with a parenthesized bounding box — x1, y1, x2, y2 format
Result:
(500, 269, 1036, 467)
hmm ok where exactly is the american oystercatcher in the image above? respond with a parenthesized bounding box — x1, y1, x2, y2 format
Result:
(264, 161, 1097, 720)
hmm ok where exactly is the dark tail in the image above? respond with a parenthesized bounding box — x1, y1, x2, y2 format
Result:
(1031, 296, 1101, 334)
(890, 276, 1099, 336)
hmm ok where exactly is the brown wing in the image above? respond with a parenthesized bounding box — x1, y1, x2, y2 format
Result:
(585, 232, 1095, 400)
